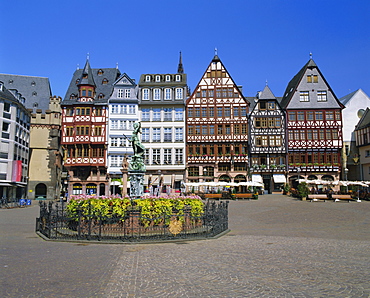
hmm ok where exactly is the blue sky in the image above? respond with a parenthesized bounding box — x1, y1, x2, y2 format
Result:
(1, 0, 369, 99)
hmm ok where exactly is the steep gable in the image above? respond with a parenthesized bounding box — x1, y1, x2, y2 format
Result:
(281, 59, 344, 110)
(186, 55, 248, 107)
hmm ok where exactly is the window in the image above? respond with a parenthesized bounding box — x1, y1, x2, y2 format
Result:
(152, 128, 161, 142)
(111, 138, 118, 147)
(315, 111, 323, 120)
(326, 111, 334, 120)
(268, 102, 275, 110)
(65, 126, 73, 136)
(209, 125, 214, 135)
(297, 111, 304, 121)
(111, 105, 119, 113)
(120, 105, 127, 114)
(300, 91, 310, 102)
(94, 126, 102, 136)
(164, 149, 171, 164)
(307, 75, 318, 83)
(128, 105, 135, 114)
(175, 149, 183, 164)
(143, 89, 149, 100)
(188, 108, 193, 118)
(164, 88, 171, 100)
(224, 107, 231, 117)
(145, 75, 151, 82)
(125, 89, 131, 98)
(317, 91, 327, 101)
(155, 75, 161, 82)
(175, 108, 183, 121)
(164, 128, 172, 142)
(288, 112, 296, 121)
(142, 128, 150, 142)
(240, 106, 247, 117)
(307, 111, 314, 120)
(165, 75, 171, 82)
(175, 88, 183, 99)
(195, 107, 200, 117)
(175, 75, 181, 82)
(188, 167, 199, 177)
(175, 128, 183, 141)
(209, 107, 214, 117)
(234, 107, 239, 117)
(202, 107, 207, 118)
(153, 109, 161, 121)
(117, 89, 124, 98)
(202, 125, 208, 135)
(152, 149, 160, 164)
(259, 101, 266, 110)
(209, 89, 214, 97)
(111, 120, 118, 129)
(164, 108, 172, 121)
(153, 89, 161, 100)
(217, 107, 223, 117)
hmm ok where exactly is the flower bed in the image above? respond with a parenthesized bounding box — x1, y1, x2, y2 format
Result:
(66, 194, 204, 227)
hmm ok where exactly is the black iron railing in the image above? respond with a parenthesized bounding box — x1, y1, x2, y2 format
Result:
(36, 200, 229, 242)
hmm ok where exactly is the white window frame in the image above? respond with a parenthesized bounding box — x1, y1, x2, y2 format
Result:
(143, 89, 149, 100)
(300, 91, 310, 102)
(117, 89, 124, 98)
(175, 88, 183, 100)
(153, 88, 161, 100)
(145, 75, 151, 82)
(164, 88, 172, 100)
(155, 75, 161, 82)
(125, 89, 131, 98)
(175, 75, 181, 82)
(317, 91, 327, 102)
(165, 75, 171, 82)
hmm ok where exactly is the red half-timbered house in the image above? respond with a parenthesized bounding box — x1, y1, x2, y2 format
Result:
(61, 60, 121, 196)
(186, 54, 249, 187)
(280, 58, 344, 186)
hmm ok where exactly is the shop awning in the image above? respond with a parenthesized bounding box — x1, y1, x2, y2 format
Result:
(252, 174, 263, 183)
(273, 174, 287, 183)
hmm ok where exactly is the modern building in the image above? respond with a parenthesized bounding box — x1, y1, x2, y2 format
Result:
(62, 60, 121, 197)
(138, 54, 187, 194)
(249, 85, 287, 193)
(354, 108, 370, 181)
(280, 58, 344, 187)
(0, 82, 31, 200)
(339, 89, 370, 180)
(107, 73, 139, 195)
(185, 54, 249, 190)
(0, 74, 62, 200)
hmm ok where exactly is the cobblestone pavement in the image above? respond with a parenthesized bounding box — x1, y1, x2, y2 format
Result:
(1, 195, 370, 297)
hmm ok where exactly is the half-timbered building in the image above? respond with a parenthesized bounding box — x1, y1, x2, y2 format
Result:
(61, 60, 121, 196)
(249, 85, 287, 193)
(355, 108, 370, 181)
(138, 54, 187, 194)
(280, 58, 344, 187)
(186, 54, 249, 187)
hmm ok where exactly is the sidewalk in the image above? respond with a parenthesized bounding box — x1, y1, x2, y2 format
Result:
(1, 195, 369, 297)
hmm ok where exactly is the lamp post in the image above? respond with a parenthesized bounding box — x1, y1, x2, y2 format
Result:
(344, 168, 349, 193)
(203, 167, 208, 193)
(157, 170, 162, 196)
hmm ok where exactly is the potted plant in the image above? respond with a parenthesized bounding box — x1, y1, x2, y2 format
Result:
(297, 182, 309, 201)
(283, 183, 290, 195)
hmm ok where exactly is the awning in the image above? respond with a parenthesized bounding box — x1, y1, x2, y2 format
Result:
(273, 174, 286, 183)
(0, 183, 13, 187)
(175, 174, 184, 181)
(163, 175, 172, 184)
(110, 181, 121, 186)
(252, 174, 263, 183)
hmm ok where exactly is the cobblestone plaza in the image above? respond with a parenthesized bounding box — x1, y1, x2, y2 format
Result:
(1, 195, 370, 297)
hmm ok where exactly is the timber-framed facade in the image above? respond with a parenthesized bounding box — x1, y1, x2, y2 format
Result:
(249, 85, 287, 193)
(186, 55, 249, 188)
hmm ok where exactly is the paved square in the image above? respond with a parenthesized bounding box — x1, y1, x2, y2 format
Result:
(1, 195, 369, 297)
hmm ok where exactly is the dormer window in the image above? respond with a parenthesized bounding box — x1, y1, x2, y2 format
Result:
(70, 94, 76, 99)
(175, 75, 181, 82)
(8, 80, 13, 84)
(31, 81, 36, 86)
(32, 91, 37, 96)
(165, 75, 171, 82)
(76, 79, 80, 85)
(98, 93, 104, 99)
(33, 102, 38, 107)
(102, 78, 108, 84)
(155, 75, 161, 82)
(97, 69, 104, 76)
(145, 75, 151, 82)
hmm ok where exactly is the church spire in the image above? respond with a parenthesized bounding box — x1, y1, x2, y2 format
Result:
(177, 51, 184, 74)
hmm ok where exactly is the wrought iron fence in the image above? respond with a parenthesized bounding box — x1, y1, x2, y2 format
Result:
(36, 200, 229, 242)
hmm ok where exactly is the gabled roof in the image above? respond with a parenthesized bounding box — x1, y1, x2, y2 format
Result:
(355, 107, 370, 130)
(339, 89, 369, 106)
(258, 85, 276, 100)
(187, 54, 248, 106)
(113, 73, 136, 87)
(280, 58, 344, 109)
(0, 74, 51, 112)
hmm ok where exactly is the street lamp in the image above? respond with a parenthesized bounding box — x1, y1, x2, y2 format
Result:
(344, 168, 349, 193)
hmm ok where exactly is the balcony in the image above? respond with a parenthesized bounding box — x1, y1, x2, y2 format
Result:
(288, 163, 340, 172)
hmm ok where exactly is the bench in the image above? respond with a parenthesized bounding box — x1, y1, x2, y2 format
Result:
(332, 194, 358, 202)
(204, 194, 222, 200)
(307, 194, 329, 202)
(234, 193, 255, 200)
